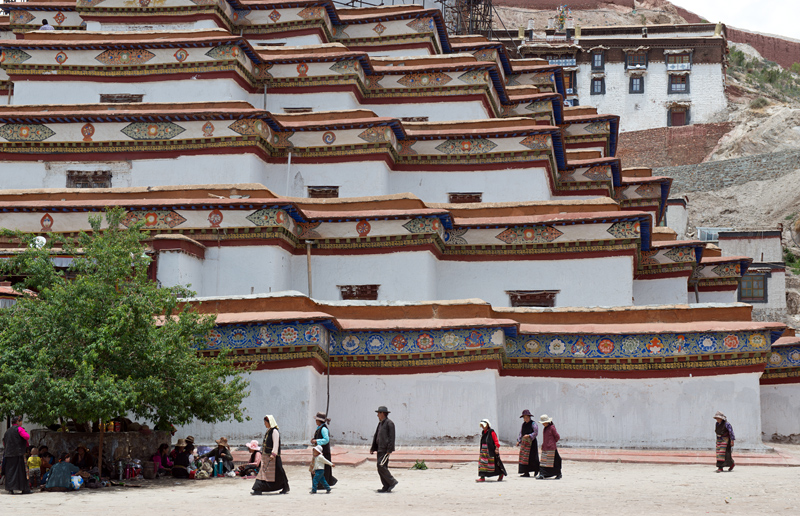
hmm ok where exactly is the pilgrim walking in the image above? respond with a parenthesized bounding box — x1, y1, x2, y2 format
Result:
(714, 411, 735, 473)
(2, 415, 32, 494)
(311, 411, 337, 487)
(517, 409, 540, 477)
(476, 419, 507, 482)
(536, 414, 562, 479)
(370, 405, 398, 493)
(252, 414, 290, 495)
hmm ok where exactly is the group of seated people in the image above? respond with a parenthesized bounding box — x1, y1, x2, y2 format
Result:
(21, 443, 98, 491)
(152, 436, 245, 479)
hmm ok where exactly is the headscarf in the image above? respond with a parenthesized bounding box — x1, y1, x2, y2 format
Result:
(480, 418, 491, 429)
(265, 414, 279, 430)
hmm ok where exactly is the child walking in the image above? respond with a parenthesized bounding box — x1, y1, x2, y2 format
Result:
(309, 445, 335, 494)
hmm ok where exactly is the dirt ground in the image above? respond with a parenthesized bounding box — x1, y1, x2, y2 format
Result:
(5, 449, 800, 515)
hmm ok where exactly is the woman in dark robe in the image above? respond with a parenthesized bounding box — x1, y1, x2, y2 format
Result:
(2, 416, 32, 494)
(71, 444, 95, 472)
(517, 409, 540, 477)
(476, 419, 507, 482)
(536, 414, 562, 479)
(714, 411, 735, 473)
(251, 414, 290, 495)
(171, 439, 192, 478)
(310, 412, 337, 487)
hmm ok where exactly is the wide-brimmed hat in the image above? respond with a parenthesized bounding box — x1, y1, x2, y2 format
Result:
(713, 411, 727, 421)
(313, 445, 324, 454)
(375, 406, 390, 414)
(539, 414, 553, 424)
(479, 418, 491, 428)
(176, 439, 187, 447)
(315, 412, 331, 423)
(76, 444, 88, 452)
(215, 437, 229, 447)
(520, 409, 533, 418)
(185, 436, 195, 444)
(246, 440, 260, 451)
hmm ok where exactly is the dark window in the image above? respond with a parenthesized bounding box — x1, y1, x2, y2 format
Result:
(668, 107, 690, 127)
(99, 94, 144, 103)
(563, 71, 575, 94)
(591, 52, 604, 70)
(507, 290, 559, 308)
(626, 53, 647, 69)
(307, 186, 339, 198)
(591, 77, 605, 95)
(448, 192, 482, 203)
(629, 76, 644, 94)
(739, 274, 767, 303)
(669, 74, 689, 94)
(399, 116, 429, 122)
(67, 171, 111, 188)
(339, 284, 379, 301)
(283, 107, 313, 113)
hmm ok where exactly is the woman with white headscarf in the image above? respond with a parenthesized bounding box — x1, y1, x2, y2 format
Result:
(476, 419, 507, 482)
(251, 414, 290, 495)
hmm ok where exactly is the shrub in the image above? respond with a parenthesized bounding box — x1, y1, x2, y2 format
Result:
(749, 97, 769, 109)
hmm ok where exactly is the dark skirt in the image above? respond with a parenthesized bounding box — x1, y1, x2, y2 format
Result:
(716, 436, 734, 469)
(539, 449, 562, 478)
(518, 436, 540, 474)
(252, 456, 289, 493)
(3, 456, 31, 493)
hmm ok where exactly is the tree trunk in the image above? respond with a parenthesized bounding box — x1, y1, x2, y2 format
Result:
(98, 419, 104, 478)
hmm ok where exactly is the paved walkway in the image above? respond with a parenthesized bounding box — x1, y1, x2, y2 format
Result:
(234, 444, 800, 468)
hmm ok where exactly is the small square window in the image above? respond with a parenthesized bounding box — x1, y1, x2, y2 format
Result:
(399, 116, 429, 122)
(100, 94, 144, 103)
(627, 53, 647, 69)
(669, 74, 689, 94)
(591, 78, 605, 95)
(448, 192, 482, 203)
(629, 76, 644, 94)
(739, 274, 767, 303)
(283, 107, 313, 114)
(592, 53, 604, 70)
(67, 171, 111, 188)
(307, 186, 339, 198)
(339, 285, 379, 301)
(507, 290, 559, 308)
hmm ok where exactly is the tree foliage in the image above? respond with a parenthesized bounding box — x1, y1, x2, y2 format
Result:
(0, 207, 250, 428)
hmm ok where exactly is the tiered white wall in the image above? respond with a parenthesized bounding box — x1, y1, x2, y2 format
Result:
(760, 383, 800, 439)
(633, 276, 689, 306)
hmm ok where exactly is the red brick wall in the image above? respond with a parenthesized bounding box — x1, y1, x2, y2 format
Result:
(495, 0, 634, 9)
(727, 29, 800, 70)
(616, 122, 734, 168)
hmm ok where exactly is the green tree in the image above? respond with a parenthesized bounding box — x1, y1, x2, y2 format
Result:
(0, 207, 250, 437)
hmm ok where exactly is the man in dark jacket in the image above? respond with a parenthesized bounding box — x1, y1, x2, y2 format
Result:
(370, 405, 397, 493)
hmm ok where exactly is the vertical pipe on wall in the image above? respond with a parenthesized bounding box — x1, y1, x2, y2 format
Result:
(286, 151, 292, 196)
(305, 240, 313, 298)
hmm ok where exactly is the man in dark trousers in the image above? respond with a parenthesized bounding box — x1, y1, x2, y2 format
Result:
(370, 405, 397, 493)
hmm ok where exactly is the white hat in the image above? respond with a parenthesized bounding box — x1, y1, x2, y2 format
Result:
(539, 414, 553, 424)
(313, 445, 324, 454)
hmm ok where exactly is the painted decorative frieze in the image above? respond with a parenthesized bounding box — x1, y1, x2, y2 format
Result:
(0, 124, 55, 142)
(228, 119, 271, 139)
(330, 327, 503, 355)
(435, 138, 497, 155)
(329, 60, 360, 74)
(402, 218, 442, 234)
(245, 209, 292, 229)
(205, 45, 242, 60)
(406, 17, 435, 33)
(519, 134, 551, 151)
(357, 126, 393, 143)
(121, 122, 186, 140)
(95, 49, 156, 66)
(121, 210, 186, 229)
(473, 49, 498, 62)
(9, 11, 35, 25)
(0, 49, 32, 65)
(444, 228, 469, 245)
(297, 6, 324, 19)
(457, 69, 489, 85)
(397, 72, 451, 88)
(204, 322, 328, 350)
(606, 221, 640, 239)
(525, 101, 551, 113)
(495, 226, 564, 244)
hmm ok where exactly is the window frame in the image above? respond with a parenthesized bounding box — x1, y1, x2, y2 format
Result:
(99, 94, 144, 103)
(338, 284, 380, 301)
(668, 74, 690, 94)
(626, 52, 648, 69)
(738, 273, 769, 303)
(665, 53, 692, 70)
(629, 76, 644, 94)
(307, 186, 340, 198)
(590, 77, 606, 95)
(448, 192, 483, 204)
(66, 170, 112, 188)
(507, 290, 560, 308)
(667, 106, 690, 127)
(591, 52, 605, 71)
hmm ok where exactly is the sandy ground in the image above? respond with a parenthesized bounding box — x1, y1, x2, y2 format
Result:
(4, 450, 800, 515)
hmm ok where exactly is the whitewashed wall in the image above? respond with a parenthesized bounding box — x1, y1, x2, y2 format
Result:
(665, 203, 688, 240)
(577, 62, 727, 132)
(157, 250, 206, 295)
(692, 289, 738, 304)
(633, 276, 689, 306)
(85, 20, 221, 32)
(761, 383, 800, 440)
(718, 237, 783, 263)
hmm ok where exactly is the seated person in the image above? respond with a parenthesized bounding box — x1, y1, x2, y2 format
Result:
(199, 437, 234, 475)
(171, 439, 192, 479)
(44, 453, 80, 492)
(236, 440, 261, 477)
(38, 446, 54, 472)
(71, 444, 95, 472)
(153, 443, 173, 476)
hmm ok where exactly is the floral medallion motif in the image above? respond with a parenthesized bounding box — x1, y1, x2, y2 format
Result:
(646, 336, 663, 354)
(495, 226, 563, 244)
(519, 134, 550, 150)
(699, 337, 716, 352)
(81, 123, 95, 142)
(55, 52, 68, 65)
(173, 49, 189, 62)
(0, 124, 55, 142)
(417, 333, 434, 350)
(723, 334, 739, 349)
(373, 22, 386, 35)
(228, 328, 248, 347)
(280, 327, 298, 344)
(525, 340, 541, 354)
(435, 138, 496, 155)
(304, 326, 321, 343)
(208, 209, 223, 228)
(571, 338, 588, 357)
(121, 122, 185, 140)
(40, 213, 54, 232)
(121, 210, 187, 229)
(597, 339, 615, 355)
(322, 131, 336, 145)
(748, 334, 766, 348)
(202, 121, 215, 137)
(768, 352, 783, 366)
(268, 9, 281, 22)
(621, 337, 640, 354)
(297, 63, 309, 77)
(366, 334, 384, 350)
(391, 334, 407, 351)
(398, 73, 451, 88)
(95, 49, 156, 66)
(356, 220, 371, 237)
(549, 339, 566, 355)
(442, 333, 459, 350)
(789, 350, 800, 364)
(228, 119, 270, 139)
(342, 335, 360, 351)
(53, 12, 66, 25)
(607, 221, 640, 239)
(465, 331, 485, 348)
